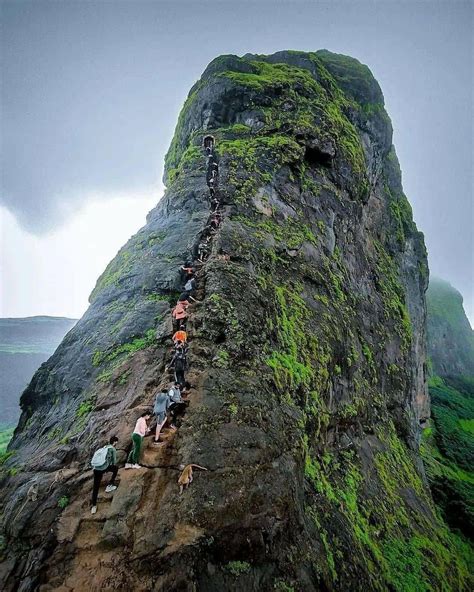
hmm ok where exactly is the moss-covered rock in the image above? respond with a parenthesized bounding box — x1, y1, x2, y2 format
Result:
(1, 50, 471, 592)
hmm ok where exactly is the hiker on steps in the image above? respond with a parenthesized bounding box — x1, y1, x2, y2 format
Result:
(183, 275, 197, 296)
(167, 345, 187, 388)
(125, 411, 151, 469)
(181, 263, 194, 281)
(172, 328, 187, 345)
(198, 237, 211, 262)
(172, 301, 188, 330)
(168, 382, 187, 430)
(210, 195, 220, 212)
(152, 388, 171, 446)
(90, 435, 119, 514)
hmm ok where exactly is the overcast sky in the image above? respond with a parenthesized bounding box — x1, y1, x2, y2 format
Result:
(1, 0, 472, 324)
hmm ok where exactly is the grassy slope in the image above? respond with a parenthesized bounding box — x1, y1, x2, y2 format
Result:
(0, 427, 15, 455)
(422, 375, 474, 541)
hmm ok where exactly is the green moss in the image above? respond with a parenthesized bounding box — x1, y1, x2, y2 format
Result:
(96, 369, 113, 383)
(0, 450, 14, 465)
(389, 194, 415, 246)
(219, 60, 320, 93)
(234, 213, 318, 253)
(273, 580, 295, 592)
(214, 350, 230, 368)
(163, 82, 203, 174)
(92, 350, 104, 367)
(76, 397, 95, 419)
(92, 328, 156, 367)
(0, 428, 14, 455)
(47, 426, 63, 441)
(304, 449, 337, 503)
(57, 496, 69, 509)
(266, 285, 324, 392)
(118, 369, 131, 386)
(225, 560, 251, 576)
(374, 241, 413, 351)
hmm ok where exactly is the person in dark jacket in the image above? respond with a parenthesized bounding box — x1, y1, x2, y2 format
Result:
(168, 346, 187, 388)
(168, 382, 187, 429)
(90, 435, 119, 514)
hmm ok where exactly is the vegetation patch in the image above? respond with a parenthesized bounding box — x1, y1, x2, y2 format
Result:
(92, 328, 156, 367)
(225, 560, 251, 576)
(0, 428, 14, 455)
(57, 496, 69, 509)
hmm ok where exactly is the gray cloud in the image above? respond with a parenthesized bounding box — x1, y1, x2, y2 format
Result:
(1, 0, 472, 316)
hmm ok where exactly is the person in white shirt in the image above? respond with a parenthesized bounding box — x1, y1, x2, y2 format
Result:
(125, 411, 151, 469)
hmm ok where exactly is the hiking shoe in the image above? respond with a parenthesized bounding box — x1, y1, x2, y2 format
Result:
(91, 506, 97, 515)
(105, 485, 117, 493)
(124, 463, 133, 469)
(132, 464, 143, 469)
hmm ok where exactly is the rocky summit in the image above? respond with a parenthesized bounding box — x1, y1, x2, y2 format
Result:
(1, 50, 472, 591)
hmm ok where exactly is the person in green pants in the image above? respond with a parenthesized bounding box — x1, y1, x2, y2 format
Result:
(125, 411, 151, 469)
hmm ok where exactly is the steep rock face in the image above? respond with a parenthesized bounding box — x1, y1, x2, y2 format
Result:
(1, 51, 471, 591)
(426, 277, 474, 377)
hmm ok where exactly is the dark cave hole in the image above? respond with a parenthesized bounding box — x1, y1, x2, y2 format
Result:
(215, 332, 226, 344)
(304, 145, 332, 168)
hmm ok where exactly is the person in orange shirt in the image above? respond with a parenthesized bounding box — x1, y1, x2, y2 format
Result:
(172, 329, 187, 344)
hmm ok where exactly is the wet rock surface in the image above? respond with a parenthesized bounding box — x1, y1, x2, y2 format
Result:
(1, 50, 471, 591)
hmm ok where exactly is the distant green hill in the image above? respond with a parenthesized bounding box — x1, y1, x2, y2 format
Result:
(0, 316, 78, 355)
(0, 316, 77, 428)
(424, 279, 474, 541)
(426, 278, 474, 377)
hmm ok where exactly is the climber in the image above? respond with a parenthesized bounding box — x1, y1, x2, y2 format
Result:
(198, 237, 211, 262)
(206, 164, 218, 184)
(167, 345, 187, 388)
(90, 435, 119, 514)
(152, 388, 171, 445)
(125, 411, 151, 469)
(168, 382, 187, 429)
(172, 328, 187, 344)
(178, 292, 191, 304)
(209, 213, 221, 230)
(184, 275, 197, 295)
(210, 195, 220, 212)
(181, 263, 194, 280)
(172, 300, 188, 330)
(203, 135, 214, 152)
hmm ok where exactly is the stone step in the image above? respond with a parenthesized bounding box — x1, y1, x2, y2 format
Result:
(74, 519, 104, 549)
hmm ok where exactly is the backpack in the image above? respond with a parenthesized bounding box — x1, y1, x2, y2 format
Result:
(175, 347, 186, 361)
(91, 445, 112, 470)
